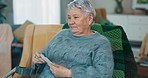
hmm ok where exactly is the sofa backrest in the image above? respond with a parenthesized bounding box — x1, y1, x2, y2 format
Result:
(21, 24, 63, 67)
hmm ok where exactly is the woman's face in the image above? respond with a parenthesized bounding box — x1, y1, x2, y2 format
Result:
(67, 8, 93, 36)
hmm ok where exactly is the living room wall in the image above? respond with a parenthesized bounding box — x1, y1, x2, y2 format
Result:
(91, 0, 133, 14)
(3, 0, 141, 24)
(60, 0, 72, 24)
(3, 0, 72, 25)
(3, 0, 13, 25)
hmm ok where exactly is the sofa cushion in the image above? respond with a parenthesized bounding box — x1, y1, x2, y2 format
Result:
(13, 20, 33, 43)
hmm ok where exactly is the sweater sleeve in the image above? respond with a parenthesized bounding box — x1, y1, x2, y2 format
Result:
(71, 39, 114, 78)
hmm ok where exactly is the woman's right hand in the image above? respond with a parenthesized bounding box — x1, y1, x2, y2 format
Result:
(32, 52, 45, 64)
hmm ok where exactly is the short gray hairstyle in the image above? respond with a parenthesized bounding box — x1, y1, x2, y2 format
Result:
(67, 0, 96, 21)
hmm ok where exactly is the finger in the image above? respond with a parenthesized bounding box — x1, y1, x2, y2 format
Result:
(52, 64, 60, 67)
(48, 63, 56, 68)
(38, 57, 45, 63)
(33, 58, 43, 64)
(33, 53, 39, 59)
(49, 66, 56, 75)
(37, 60, 44, 64)
(35, 56, 45, 63)
(48, 63, 55, 68)
(50, 69, 56, 77)
(32, 55, 39, 62)
(33, 56, 45, 63)
(36, 52, 41, 57)
(34, 53, 45, 63)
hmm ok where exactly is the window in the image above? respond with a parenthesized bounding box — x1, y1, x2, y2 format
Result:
(13, 0, 60, 24)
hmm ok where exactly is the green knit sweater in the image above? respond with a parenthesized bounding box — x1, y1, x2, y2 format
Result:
(39, 29, 114, 78)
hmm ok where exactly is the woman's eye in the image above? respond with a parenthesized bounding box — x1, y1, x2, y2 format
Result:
(75, 17, 78, 18)
(68, 17, 71, 19)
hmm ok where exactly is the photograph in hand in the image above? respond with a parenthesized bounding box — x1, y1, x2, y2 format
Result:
(40, 54, 53, 65)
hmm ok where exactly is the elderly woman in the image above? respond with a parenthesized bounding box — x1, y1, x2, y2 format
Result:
(33, 0, 114, 78)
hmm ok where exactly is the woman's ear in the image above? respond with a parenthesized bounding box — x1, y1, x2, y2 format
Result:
(88, 14, 93, 26)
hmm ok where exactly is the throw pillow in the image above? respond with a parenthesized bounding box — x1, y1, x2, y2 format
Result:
(14, 20, 33, 43)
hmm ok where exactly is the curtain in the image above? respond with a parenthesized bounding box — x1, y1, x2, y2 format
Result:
(13, 0, 60, 24)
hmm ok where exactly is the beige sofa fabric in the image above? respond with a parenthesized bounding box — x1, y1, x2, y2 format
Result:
(13, 20, 33, 43)
(0, 24, 14, 78)
(139, 33, 148, 59)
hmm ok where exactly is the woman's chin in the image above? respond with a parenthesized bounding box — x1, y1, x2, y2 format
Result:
(70, 30, 77, 34)
(70, 29, 76, 32)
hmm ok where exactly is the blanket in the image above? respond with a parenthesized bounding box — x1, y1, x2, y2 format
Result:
(0, 24, 14, 78)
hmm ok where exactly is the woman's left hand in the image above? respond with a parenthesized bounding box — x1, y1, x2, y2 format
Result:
(47, 63, 72, 77)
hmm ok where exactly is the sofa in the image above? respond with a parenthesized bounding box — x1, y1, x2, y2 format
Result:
(11, 24, 23, 69)
(11, 23, 137, 78)
(11, 20, 34, 69)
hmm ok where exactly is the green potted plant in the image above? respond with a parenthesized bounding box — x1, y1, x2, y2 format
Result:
(0, 1, 7, 23)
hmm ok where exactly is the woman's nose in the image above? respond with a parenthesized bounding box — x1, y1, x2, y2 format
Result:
(69, 20, 75, 25)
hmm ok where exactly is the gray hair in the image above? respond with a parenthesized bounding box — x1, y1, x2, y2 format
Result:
(67, 0, 96, 21)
